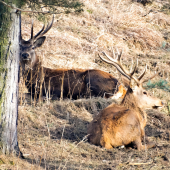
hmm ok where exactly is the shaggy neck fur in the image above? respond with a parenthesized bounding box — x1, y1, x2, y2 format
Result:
(120, 87, 147, 129)
(21, 60, 42, 88)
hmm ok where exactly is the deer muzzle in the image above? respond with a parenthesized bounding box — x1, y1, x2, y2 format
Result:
(22, 53, 30, 60)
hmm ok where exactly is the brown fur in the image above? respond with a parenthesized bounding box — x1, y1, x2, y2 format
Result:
(20, 18, 123, 100)
(88, 80, 163, 150)
(21, 59, 120, 100)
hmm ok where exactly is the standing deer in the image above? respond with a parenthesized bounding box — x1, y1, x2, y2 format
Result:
(20, 16, 125, 100)
(87, 49, 163, 150)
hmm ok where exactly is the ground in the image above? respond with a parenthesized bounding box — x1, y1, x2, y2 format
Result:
(1, 0, 170, 169)
(1, 98, 170, 169)
(13, 100, 170, 169)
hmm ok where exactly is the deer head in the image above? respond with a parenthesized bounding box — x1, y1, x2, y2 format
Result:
(20, 16, 54, 70)
(99, 49, 163, 109)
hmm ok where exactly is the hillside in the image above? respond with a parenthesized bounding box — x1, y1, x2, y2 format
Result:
(1, 0, 170, 169)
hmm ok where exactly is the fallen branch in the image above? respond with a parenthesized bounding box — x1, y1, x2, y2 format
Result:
(0, 0, 62, 14)
(129, 160, 153, 166)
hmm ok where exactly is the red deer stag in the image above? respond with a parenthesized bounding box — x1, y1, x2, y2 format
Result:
(87, 49, 163, 150)
(20, 17, 125, 100)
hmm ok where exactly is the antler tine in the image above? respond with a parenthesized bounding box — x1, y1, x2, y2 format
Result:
(109, 49, 134, 78)
(130, 62, 137, 76)
(102, 51, 117, 63)
(29, 19, 43, 42)
(39, 15, 54, 37)
(104, 49, 125, 72)
(129, 58, 138, 76)
(33, 15, 54, 40)
(33, 24, 45, 39)
(31, 20, 34, 41)
(141, 71, 159, 84)
(100, 49, 141, 86)
(116, 48, 122, 62)
(138, 64, 147, 82)
(99, 53, 131, 80)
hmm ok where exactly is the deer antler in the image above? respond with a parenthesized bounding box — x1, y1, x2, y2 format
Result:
(29, 15, 54, 42)
(137, 65, 147, 81)
(98, 48, 149, 86)
(99, 51, 131, 80)
(32, 24, 45, 40)
(141, 71, 160, 84)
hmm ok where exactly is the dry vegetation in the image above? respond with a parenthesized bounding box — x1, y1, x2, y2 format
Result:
(2, 0, 170, 169)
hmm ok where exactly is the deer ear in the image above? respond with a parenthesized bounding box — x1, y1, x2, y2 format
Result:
(33, 36, 46, 48)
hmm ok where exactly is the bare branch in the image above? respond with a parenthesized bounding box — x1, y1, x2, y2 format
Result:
(0, 0, 63, 14)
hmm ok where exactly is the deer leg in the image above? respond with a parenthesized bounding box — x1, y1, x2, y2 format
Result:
(102, 142, 113, 149)
(141, 129, 155, 149)
(146, 141, 155, 149)
(134, 136, 155, 151)
(100, 135, 113, 149)
(134, 137, 145, 151)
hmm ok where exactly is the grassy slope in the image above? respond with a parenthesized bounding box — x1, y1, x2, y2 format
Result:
(1, 0, 170, 169)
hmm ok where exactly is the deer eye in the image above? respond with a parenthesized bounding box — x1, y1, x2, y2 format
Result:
(143, 91, 147, 95)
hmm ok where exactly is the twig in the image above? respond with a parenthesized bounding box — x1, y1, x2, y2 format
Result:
(142, 9, 158, 17)
(129, 160, 153, 165)
(62, 135, 89, 170)
(60, 71, 64, 101)
(0, 0, 62, 14)
(58, 121, 67, 170)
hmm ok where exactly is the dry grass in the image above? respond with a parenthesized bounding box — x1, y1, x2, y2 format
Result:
(3, 0, 170, 169)
(20, 0, 170, 76)
(17, 98, 119, 169)
(2, 97, 169, 169)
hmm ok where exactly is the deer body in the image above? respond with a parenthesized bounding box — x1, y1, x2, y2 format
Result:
(88, 50, 163, 150)
(88, 89, 148, 150)
(23, 61, 118, 99)
(20, 17, 124, 100)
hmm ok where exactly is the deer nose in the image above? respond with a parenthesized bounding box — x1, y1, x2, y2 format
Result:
(22, 53, 29, 59)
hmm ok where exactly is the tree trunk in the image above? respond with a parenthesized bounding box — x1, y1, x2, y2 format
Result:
(0, 4, 21, 156)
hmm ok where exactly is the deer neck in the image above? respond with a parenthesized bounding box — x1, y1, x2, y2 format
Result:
(120, 87, 147, 129)
(22, 59, 42, 88)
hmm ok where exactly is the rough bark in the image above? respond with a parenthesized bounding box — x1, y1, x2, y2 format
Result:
(0, 5, 21, 156)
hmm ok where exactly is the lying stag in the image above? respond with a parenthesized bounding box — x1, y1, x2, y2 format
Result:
(20, 17, 126, 100)
(87, 50, 163, 150)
